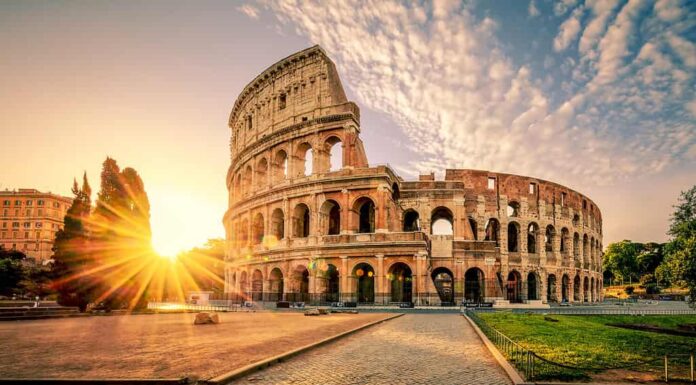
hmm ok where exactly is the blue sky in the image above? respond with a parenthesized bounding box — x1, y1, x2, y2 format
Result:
(0, 0, 694, 253)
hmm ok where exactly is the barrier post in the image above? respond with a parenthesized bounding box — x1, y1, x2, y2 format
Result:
(691, 353, 694, 383)
(664, 355, 668, 382)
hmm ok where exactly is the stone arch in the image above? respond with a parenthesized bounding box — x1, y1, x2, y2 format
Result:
(252, 213, 264, 245)
(431, 206, 454, 235)
(391, 182, 400, 201)
(290, 265, 310, 302)
(352, 196, 375, 233)
(270, 208, 284, 240)
(560, 228, 570, 254)
(431, 267, 454, 304)
(388, 262, 413, 303)
(269, 267, 284, 302)
(485, 218, 500, 246)
(251, 269, 263, 301)
(583, 276, 590, 301)
(468, 217, 478, 240)
(465, 267, 485, 302)
(547, 274, 557, 302)
(238, 218, 249, 247)
(507, 221, 520, 252)
(583, 234, 589, 263)
(272, 149, 288, 182)
(573, 232, 580, 258)
(403, 209, 420, 232)
(293, 203, 311, 238)
(590, 236, 595, 267)
(320, 199, 341, 235)
(561, 274, 570, 301)
(243, 165, 253, 196)
(239, 270, 248, 297)
(255, 157, 268, 189)
(591, 277, 596, 301)
(573, 274, 581, 301)
(527, 271, 539, 300)
(507, 201, 520, 217)
(234, 173, 242, 200)
(545, 225, 556, 252)
(325, 135, 343, 172)
(573, 214, 580, 227)
(506, 270, 523, 303)
(352, 262, 375, 303)
(323, 263, 340, 302)
(296, 142, 313, 177)
(527, 222, 539, 254)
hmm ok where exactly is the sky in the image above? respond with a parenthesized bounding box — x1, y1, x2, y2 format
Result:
(0, 0, 694, 256)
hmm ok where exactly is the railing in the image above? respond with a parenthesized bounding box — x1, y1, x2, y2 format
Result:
(466, 310, 696, 381)
(147, 302, 237, 312)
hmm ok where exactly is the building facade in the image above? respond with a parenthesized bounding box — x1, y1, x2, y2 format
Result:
(223, 46, 603, 305)
(0, 189, 72, 263)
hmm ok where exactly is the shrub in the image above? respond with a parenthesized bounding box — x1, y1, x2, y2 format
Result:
(644, 283, 661, 295)
(625, 286, 635, 295)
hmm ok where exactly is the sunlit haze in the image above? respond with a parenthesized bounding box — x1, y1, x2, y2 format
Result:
(1, 0, 694, 253)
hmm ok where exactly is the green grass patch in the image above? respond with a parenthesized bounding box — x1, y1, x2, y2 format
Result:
(475, 312, 696, 381)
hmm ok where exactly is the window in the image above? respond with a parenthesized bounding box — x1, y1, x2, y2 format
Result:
(26, 200, 32, 206)
(23, 222, 30, 228)
(1, 222, 5, 228)
(2, 209, 6, 216)
(529, 183, 536, 194)
(37, 200, 44, 206)
(561, 192, 567, 206)
(279, 94, 286, 110)
(53, 202, 60, 208)
(247, 115, 253, 130)
(14, 200, 21, 206)
(35, 222, 42, 228)
(2, 200, 9, 206)
(583, 200, 587, 209)
(487, 177, 496, 190)
(12, 222, 19, 228)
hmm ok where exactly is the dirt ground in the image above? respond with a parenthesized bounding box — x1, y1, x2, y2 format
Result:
(0, 311, 392, 379)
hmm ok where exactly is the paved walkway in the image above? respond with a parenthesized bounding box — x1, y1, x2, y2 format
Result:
(233, 314, 512, 385)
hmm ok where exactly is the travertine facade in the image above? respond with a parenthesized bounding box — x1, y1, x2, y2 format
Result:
(223, 46, 603, 305)
(0, 189, 72, 262)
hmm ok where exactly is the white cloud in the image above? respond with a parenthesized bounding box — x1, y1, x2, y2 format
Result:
(654, 0, 684, 21)
(528, 0, 540, 17)
(578, 0, 620, 55)
(554, 0, 578, 16)
(667, 33, 696, 68)
(237, 4, 260, 19)
(687, 99, 696, 118)
(554, 6, 584, 52)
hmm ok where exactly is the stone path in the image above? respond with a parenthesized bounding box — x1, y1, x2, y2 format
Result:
(232, 314, 512, 385)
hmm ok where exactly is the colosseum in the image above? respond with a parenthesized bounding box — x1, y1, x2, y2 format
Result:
(222, 46, 603, 307)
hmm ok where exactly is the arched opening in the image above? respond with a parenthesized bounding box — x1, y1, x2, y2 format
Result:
(545, 225, 556, 252)
(239, 218, 249, 247)
(251, 269, 263, 301)
(353, 263, 375, 303)
(431, 267, 454, 305)
(326, 136, 342, 172)
(296, 143, 313, 177)
(320, 200, 341, 235)
(234, 174, 242, 201)
(561, 274, 569, 301)
(388, 262, 413, 303)
(255, 158, 268, 189)
(269, 268, 284, 302)
(583, 234, 589, 263)
(560, 228, 570, 254)
(507, 222, 520, 252)
(291, 266, 310, 302)
(239, 271, 248, 298)
(573, 275, 581, 301)
(583, 276, 590, 301)
(243, 165, 253, 196)
(293, 204, 310, 238)
(527, 272, 539, 300)
(325, 264, 339, 302)
(507, 201, 520, 217)
(573, 214, 580, 227)
(573, 232, 580, 258)
(270, 208, 284, 241)
(528, 223, 539, 254)
(252, 213, 264, 245)
(506, 270, 522, 303)
(465, 268, 485, 303)
(591, 278, 595, 301)
(273, 150, 288, 182)
(403, 209, 420, 232)
(590, 237, 595, 266)
(431, 207, 454, 235)
(547, 274, 557, 302)
(469, 217, 478, 240)
(391, 183, 400, 201)
(354, 197, 375, 233)
(485, 218, 500, 246)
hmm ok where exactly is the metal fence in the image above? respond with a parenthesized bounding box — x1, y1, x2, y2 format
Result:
(147, 302, 238, 312)
(466, 310, 696, 382)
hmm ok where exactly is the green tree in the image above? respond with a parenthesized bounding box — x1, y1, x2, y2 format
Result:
(52, 175, 94, 310)
(663, 185, 696, 305)
(636, 242, 665, 277)
(0, 247, 26, 296)
(603, 240, 641, 284)
(20, 260, 55, 298)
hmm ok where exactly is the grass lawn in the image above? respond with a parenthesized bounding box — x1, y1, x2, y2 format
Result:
(476, 312, 696, 381)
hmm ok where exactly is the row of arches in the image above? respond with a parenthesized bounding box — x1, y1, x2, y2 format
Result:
(233, 136, 343, 200)
(233, 197, 377, 246)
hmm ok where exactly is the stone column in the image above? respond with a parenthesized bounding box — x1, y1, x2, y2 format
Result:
(340, 256, 349, 302)
(376, 254, 385, 304)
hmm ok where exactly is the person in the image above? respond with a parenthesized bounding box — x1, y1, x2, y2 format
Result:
(34, 296, 40, 308)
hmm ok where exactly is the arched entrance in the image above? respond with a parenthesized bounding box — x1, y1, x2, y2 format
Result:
(431, 267, 454, 305)
(573, 275, 581, 301)
(353, 263, 375, 303)
(527, 272, 538, 300)
(388, 263, 412, 303)
(325, 264, 339, 302)
(269, 268, 283, 302)
(506, 271, 522, 303)
(239, 271, 248, 300)
(547, 274, 557, 302)
(251, 269, 263, 301)
(561, 274, 570, 302)
(290, 266, 310, 302)
(465, 268, 485, 303)
(583, 276, 590, 302)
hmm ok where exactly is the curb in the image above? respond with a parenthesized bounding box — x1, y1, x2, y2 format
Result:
(462, 313, 529, 385)
(205, 313, 405, 384)
(0, 379, 189, 385)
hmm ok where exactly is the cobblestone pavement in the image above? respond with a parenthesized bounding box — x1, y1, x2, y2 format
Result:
(233, 314, 512, 385)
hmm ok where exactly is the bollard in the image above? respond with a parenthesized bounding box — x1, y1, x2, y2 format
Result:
(691, 353, 694, 384)
(664, 355, 668, 382)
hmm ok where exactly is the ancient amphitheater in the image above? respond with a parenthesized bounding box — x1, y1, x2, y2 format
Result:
(223, 46, 603, 306)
